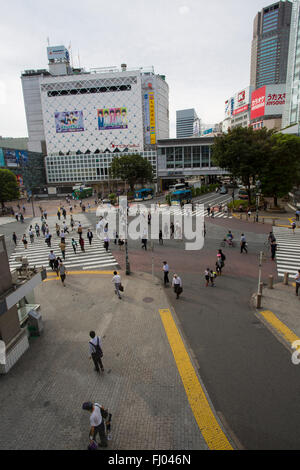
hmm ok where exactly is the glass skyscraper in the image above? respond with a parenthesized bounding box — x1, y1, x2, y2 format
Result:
(250, 1, 292, 89)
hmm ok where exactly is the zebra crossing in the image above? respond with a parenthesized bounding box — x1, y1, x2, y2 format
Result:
(143, 206, 232, 219)
(273, 226, 300, 278)
(9, 214, 119, 272)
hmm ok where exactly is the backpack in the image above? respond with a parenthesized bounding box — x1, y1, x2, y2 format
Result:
(90, 337, 103, 359)
(221, 253, 226, 261)
(95, 403, 108, 419)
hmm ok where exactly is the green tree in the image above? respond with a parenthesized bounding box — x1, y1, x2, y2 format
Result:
(260, 133, 300, 207)
(109, 154, 153, 191)
(212, 126, 274, 203)
(0, 169, 20, 209)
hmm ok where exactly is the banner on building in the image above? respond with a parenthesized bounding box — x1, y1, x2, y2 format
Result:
(97, 108, 128, 130)
(144, 94, 151, 144)
(0, 148, 5, 167)
(55, 111, 84, 133)
(4, 149, 18, 167)
(250, 87, 266, 120)
(251, 85, 286, 120)
(149, 92, 156, 144)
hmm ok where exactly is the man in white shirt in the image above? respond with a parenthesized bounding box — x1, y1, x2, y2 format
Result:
(163, 261, 169, 286)
(48, 251, 56, 271)
(172, 274, 182, 299)
(112, 271, 122, 299)
(82, 402, 108, 447)
(89, 331, 104, 373)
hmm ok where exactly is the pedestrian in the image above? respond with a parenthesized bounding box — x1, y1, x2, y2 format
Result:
(29, 229, 34, 244)
(35, 223, 40, 237)
(59, 261, 67, 286)
(170, 222, 174, 238)
(295, 270, 300, 296)
(159, 229, 163, 245)
(69, 205, 73, 213)
(216, 260, 222, 276)
(268, 231, 276, 244)
(45, 232, 52, 247)
(22, 234, 28, 249)
(63, 222, 69, 234)
(210, 269, 216, 287)
(79, 236, 85, 252)
(240, 233, 248, 253)
(207, 206, 211, 217)
(87, 229, 93, 245)
(43, 210, 47, 220)
(70, 216, 75, 231)
(247, 209, 251, 219)
(296, 210, 300, 222)
(22, 204, 26, 213)
(48, 250, 56, 270)
(291, 221, 296, 234)
(163, 261, 169, 286)
(218, 249, 226, 268)
(59, 240, 66, 260)
(89, 331, 104, 373)
(114, 231, 119, 245)
(55, 223, 60, 237)
(112, 271, 122, 299)
(271, 240, 277, 261)
(53, 257, 61, 276)
(141, 236, 147, 250)
(12, 232, 17, 245)
(60, 230, 66, 242)
(104, 236, 109, 252)
(71, 238, 77, 254)
(15, 213, 19, 222)
(148, 212, 151, 225)
(205, 268, 210, 287)
(57, 210, 61, 221)
(118, 238, 124, 250)
(82, 402, 108, 448)
(20, 213, 24, 223)
(211, 207, 214, 218)
(62, 208, 67, 220)
(41, 223, 46, 237)
(78, 223, 83, 238)
(172, 274, 182, 299)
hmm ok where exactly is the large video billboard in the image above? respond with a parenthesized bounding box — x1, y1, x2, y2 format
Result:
(55, 111, 84, 133)
(97, 108, 128, 130)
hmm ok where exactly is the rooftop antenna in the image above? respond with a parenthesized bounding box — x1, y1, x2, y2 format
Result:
(47, 37, 50, 46)
(78, 50, 81, 68)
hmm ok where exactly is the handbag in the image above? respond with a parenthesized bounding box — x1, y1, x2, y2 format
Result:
(119, 284, 124, 292)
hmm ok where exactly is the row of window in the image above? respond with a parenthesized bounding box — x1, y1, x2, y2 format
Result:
(47, 85, 132, 97)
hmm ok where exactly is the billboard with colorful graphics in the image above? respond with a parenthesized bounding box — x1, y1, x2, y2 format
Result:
(97, 108, 128, 130)
(251, 85, 286, 120)
(149, 92, 156, 144)
(55, 110, 84, 133)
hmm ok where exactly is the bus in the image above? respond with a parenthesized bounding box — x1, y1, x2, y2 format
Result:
(134, 188, 154, 201)
(169, 182, 189, 193)
(171, 189, 192, 206)
(72, 186, 93, 199)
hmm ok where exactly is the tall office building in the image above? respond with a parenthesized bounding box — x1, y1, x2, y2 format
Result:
(250, 1, 292, 89)
(283, 0, 300, 127)
(176, 109, 198, 138)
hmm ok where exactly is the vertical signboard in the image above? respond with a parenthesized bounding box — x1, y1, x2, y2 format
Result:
(149, 92, 156, 144)
(144, 93, 151, 145)
(250, 86, 266, 120)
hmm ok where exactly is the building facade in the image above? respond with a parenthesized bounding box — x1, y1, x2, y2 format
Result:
(21, 47, 169, 189)
(250, 83, 286, 129)
(283, 0, 300, 127)
(250, 1, 292, 89)
(176, 109, 198, 138)
(223, 87, 254, 131)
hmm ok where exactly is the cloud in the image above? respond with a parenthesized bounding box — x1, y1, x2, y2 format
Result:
(179, 5, 190, 15)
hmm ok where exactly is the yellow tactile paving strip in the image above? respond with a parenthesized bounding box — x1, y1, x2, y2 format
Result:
(159, 308, 233, 450)
(260, 310, 300, 347)
(44, 270, 114, 281)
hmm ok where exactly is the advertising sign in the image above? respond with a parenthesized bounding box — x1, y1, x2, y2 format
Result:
(47, 46, 69, 62)
(144, 93, 151, 144)
(224, 97, 235, 118)
(0, 148, 5, 167)
(16, 150, 28, 165)
(233, 87, 252, 116)
(4, 149, 18, 167)
(55, 111, 84, 133)
(149, 92, 156, 144)
(250, 86, 266, 120)
(97, 108, 128, 130)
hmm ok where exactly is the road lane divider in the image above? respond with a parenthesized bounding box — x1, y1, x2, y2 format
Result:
(159, 308, 233, 450)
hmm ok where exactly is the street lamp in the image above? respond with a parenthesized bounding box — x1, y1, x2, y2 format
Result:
(255, 180, 261, 223)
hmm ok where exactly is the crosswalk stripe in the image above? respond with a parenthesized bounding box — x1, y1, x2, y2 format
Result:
(273, 227, 300, 278)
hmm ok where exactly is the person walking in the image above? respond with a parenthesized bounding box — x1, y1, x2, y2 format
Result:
(22, 234, 28, 249)
(82, 402, 108, 448)
(89, 331, 104, 373)
(29, 228, 34, 244)
(71, 238, 78, 254)
(70, 216, 75, 231)
(296, 210, 300, 222)
(35, 223, 40, 237)
(63, 222, 69, 234)
(218, 249, 226, 269)
(216, 255, 223, 275)
(295, 270, 300, 296)
(207, 206, 210, 217)
(170, 222, 174, 238)
(59, 261, 67, 286)
(57, 209, 61, 221)
(172, 274, 182, 299)
(271, 240, 277, 261)
(62, 208, 67, 220)
(60, 229, 66, 242)
(210, 269, 216, 287)
(240, 233, 248, 254)
(79, 236, 85, 252)
(15, 213, 19, 222)
(59, 239, 66, 260)
(53, 257, 61, 276)
(45, 232, 52, 247)
(159, 230, 163, 245)
(112, 271, 122, 299)
(104, 236, 109, 252)
(43, 210, 47, 220)
(163, 261, 169, 286)
(48, 250, 56, 271)
(20, 213, 24, 223)
(12, 232, 17, 245)
(87, 229, 93, 245)
(41, 223, 46, 237)
(205, 268, 210, 287)
(78, 223, 83, 238)
(291, 221, 296, 234)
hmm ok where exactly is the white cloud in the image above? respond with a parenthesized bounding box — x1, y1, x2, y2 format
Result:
(179, 5, 190, 15)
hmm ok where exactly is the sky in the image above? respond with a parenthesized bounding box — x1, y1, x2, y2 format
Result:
(0, 0, 270, 138)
